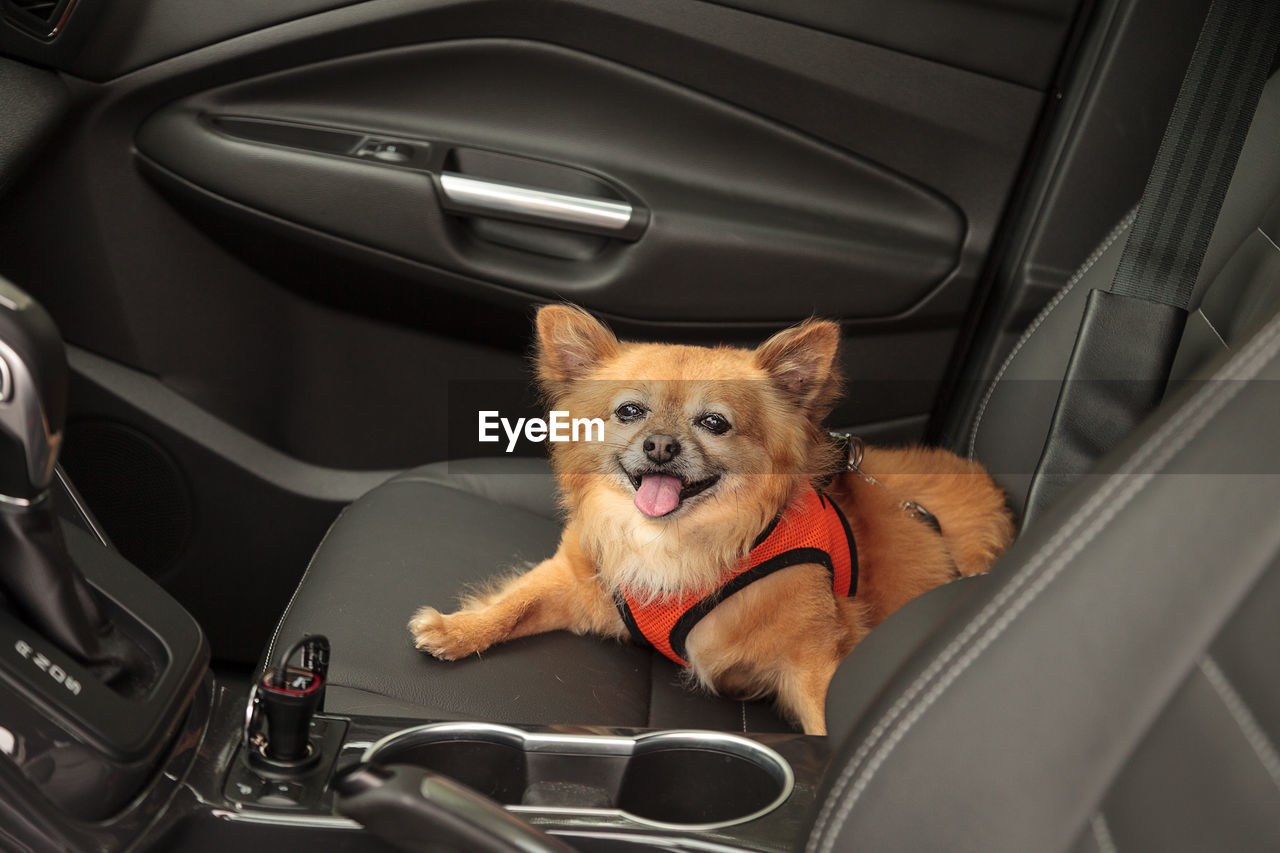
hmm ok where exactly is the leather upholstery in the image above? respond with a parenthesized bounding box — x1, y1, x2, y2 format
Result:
(824, 575, 990, 742)
(966, 209, 1133, 517)
(808, 308, 1280, 853)
(1021, 289, 1186, 524)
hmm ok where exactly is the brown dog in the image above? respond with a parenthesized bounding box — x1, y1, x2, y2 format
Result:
(410, 306, 1014, 734)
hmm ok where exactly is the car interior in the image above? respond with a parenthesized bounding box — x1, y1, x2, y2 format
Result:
(2, 0, 1280, 850)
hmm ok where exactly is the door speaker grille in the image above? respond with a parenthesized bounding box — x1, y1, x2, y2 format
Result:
(60, 420, 194, 579)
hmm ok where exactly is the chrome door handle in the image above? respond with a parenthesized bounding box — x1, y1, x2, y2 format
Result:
(437, 172, 638, 236)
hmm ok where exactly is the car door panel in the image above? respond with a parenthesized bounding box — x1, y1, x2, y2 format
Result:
(2, 0, 1051, 460)
(135, 39, 964, 322)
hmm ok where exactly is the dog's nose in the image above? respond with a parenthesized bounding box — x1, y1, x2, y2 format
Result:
(643, 434, 681, 464)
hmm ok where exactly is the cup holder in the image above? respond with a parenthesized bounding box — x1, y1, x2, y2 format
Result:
(616, 733, 790, 826)
(364, 723, 793, 830)
(369, 736, 527, 804)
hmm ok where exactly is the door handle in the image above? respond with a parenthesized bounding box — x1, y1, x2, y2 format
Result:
(437, 172, 641, 238)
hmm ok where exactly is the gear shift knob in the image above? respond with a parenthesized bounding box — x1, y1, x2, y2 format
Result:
(0, 278, 66, 503)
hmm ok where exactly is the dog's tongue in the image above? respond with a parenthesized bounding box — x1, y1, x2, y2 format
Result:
(635, 473, 682, 517)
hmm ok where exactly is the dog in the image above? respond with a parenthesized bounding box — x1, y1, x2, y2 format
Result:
(409, 305, 1015, 734)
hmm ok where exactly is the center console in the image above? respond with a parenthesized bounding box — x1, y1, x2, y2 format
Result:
(148, 702, 830, 853)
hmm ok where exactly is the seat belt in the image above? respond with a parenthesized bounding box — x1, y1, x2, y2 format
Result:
(1022, 0, 1280, 526)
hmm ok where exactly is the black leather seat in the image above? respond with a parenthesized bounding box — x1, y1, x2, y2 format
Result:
(811, 302, 1280, 852)
(268, 456, 791, 730)
(269, 70, 1280, 850)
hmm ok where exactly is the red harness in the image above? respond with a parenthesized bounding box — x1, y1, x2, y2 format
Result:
(614, 488, 857, 666)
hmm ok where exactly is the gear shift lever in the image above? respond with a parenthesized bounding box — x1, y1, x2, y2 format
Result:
(0, 278, 144, 687)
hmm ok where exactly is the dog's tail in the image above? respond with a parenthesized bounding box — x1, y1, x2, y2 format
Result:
(933, 465, 1017, 577)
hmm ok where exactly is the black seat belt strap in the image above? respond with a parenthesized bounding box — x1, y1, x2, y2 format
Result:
(1023, 0, 1280, 526)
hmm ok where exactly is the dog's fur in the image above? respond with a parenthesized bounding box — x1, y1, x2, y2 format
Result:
(410, 306, 1015, 734)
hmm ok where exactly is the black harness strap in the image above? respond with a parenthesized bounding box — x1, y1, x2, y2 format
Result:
(668, 547, 834, 664)
(614, 590, 647, 648)
(826, 492, 859, 597)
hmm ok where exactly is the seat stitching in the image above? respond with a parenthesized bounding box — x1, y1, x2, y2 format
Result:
(1091, 813, 1118, 853)
(1198, 656, 1280, 796)
(809, 310, 1280, 853)
(967, 208, 1139, 459)
(261, 503, 352, 678)
(1199, 225, 1280, 349)
(1258, 225, 1280, 254)
(326, 679, 447, 704)
(1201, 310, 1230, 348)
(742, 701, 748, 733)
(323, 683, 529, 723)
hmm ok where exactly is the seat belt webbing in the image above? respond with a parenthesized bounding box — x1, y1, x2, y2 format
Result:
(1022, 0, 1280, 526)
(1111, 0, 1280, 310)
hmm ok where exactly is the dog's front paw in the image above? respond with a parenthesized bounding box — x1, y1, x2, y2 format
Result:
(408, 606, 489, 660)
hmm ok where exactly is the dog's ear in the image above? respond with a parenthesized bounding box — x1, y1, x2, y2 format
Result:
(754, 319, 842, 412)
(536, 304, 620, 383)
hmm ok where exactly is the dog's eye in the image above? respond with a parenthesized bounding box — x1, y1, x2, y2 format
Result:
(615, 402, 647, 422)
(698, 413, 731, 435)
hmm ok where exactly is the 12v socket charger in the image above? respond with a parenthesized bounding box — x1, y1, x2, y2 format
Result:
(245, 634, 329, 773)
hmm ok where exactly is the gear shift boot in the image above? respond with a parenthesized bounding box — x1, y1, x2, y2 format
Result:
(0, 501, 150, 690)
(0, 520, 207, 818)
